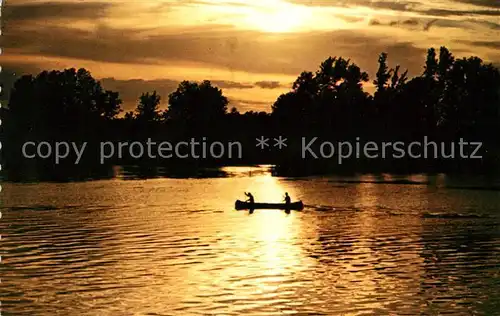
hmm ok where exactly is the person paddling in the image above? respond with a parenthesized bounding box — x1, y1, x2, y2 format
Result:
(284, 192, 291, 205)
(244, 192, 255, 204)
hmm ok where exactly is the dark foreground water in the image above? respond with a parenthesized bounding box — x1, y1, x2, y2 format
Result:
(2, 167, 500, 315)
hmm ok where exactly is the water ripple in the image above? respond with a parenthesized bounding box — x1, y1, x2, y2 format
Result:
(2, 178, 500, 315)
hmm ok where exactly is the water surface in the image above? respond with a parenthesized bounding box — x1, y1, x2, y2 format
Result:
(2, 167, 500, 315)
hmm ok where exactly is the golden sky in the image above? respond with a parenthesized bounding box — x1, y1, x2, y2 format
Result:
(2, 0, 499, 112)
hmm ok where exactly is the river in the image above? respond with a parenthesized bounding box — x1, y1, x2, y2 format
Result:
(1, 166, 500, 315)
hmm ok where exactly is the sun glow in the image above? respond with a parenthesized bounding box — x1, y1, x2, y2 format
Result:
(242, 1, 313, 33)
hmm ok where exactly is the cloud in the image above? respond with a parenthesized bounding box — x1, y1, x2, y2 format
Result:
(368, 16, 496, 32)
(210, 80, 254, 89)
(3, 0, 498, 79)
(102, 76, 280, 112)
(3, 2, 113, 24)
(286, 0, 419, 12)
(2, 21, 429, 78)
(372, 18, 421, 28)
(287, 0, 500, 15)
(423, 19, 439, 31)
(228, 98, 272, 113)
(473, 20, 500, 30)
(254, 81, 287, 89)
(401, 19, 420, 26)
(457, 41, 500, 50)
(422, 8, 500, 17)
(452, 0, 500, 8)
(99, 78, 179, 110)
(98, 77, 288, 111)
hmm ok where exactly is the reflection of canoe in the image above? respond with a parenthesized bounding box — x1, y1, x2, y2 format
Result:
(235, 200, 304, 210)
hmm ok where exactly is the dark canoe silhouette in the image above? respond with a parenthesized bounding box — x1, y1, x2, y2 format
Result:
(235, 200, 304, 211)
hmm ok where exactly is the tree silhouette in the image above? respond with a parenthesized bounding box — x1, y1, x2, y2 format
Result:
(438, 55, 500, 142)
(424, 47, 438, 80)
(124, 111, 135, 121)
(374, 53, 391, 93)
(273, 56, 370, 136)
(229, 107, 240, 116)
(7, 68, 122, 140)
(372, 53, 410, 138)
(4, 68, 123, 178)
(135, 91, 161, 122)
(3, 47, 500, 179)
(166, 80, 228, 135)
(292, 71, 317, 94)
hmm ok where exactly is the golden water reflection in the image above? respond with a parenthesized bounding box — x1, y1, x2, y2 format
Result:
(174, 172, 312, 314)
(2, 171, 500, 314)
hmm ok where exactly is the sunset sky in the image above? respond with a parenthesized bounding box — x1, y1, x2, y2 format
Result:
(2, 0, 499, 112)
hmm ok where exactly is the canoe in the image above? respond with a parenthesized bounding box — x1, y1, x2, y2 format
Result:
(235, 200, 304, 210)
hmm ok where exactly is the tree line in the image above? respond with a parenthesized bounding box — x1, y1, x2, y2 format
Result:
(2, 46, 500, 179)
